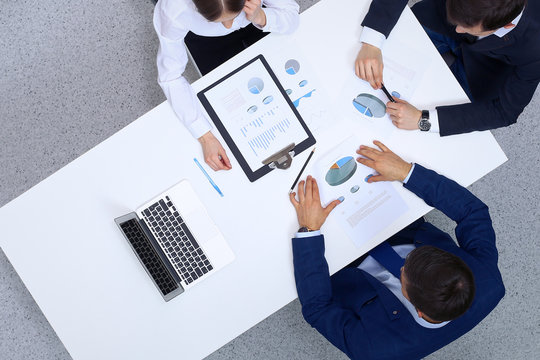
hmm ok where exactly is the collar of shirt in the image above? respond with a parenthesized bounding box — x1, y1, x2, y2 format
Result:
(479, 9, 524, 40)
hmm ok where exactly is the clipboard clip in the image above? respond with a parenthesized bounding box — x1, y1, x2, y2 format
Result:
(262, 143, 295, 170)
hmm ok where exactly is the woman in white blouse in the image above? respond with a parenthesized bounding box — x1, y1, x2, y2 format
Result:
(154, 0, 300, 171)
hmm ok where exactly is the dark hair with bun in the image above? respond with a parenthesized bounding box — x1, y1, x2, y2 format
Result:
(192, 0, 246, 22)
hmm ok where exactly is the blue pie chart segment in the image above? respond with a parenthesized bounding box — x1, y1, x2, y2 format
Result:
(285, 59, 300, 75)
(352, 93, 386, 118)
(325, 156, 357, 186)
(248, 78, 264, 94)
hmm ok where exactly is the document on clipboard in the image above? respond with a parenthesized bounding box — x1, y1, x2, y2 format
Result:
(198, 55, 316, 182)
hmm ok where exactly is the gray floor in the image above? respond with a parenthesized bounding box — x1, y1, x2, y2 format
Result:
(0, 0, 539, 359)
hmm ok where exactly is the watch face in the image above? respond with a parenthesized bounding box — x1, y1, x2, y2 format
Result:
(419, 119, 431, 131)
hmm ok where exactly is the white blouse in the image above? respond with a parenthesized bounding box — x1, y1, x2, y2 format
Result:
(153, 0, 300, 139)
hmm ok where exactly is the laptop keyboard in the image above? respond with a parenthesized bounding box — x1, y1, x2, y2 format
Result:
(142, 197, 213, 285)
(119, 219, 179, 296)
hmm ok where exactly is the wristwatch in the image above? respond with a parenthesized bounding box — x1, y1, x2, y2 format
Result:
(298, 226, 313, 233)
(418, 110, 431, 131)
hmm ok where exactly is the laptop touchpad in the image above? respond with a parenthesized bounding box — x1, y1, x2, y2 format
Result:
(183, 211, 220, 244)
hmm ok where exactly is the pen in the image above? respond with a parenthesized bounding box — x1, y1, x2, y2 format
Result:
(194, 158, 224, 197)
(381, 84, 396, 103)
(289, 147, 316, 194)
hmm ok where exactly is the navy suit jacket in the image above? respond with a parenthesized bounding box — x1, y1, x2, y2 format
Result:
(361, 0, 540, 136)
(292, 164, 505, 360)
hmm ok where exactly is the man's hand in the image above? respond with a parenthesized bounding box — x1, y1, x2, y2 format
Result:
(356, 141, 412, 182)
(355, 43, 384, 89)
(289, 176, 341, 230)
(244, 0, 266, 27)
(198, 131, 232, 171)
(386, 98, 422, 130)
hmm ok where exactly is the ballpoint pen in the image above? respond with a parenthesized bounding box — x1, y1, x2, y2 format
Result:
(381, 84, 397, 103)
(194, 158, 224, 197)
(289, 147, 316, 193)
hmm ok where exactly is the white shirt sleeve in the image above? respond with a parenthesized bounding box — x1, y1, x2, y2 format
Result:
(359, 26, 386, 49)
(153, 3, 212, 139)
(258, 0, 300, 34)
(428, 110, 440, 133)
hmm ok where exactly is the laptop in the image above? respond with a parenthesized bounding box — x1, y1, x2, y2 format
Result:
(115, 180, 235, 301)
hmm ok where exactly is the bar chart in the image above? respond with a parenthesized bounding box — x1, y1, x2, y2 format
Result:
(238, 107, 293, 156)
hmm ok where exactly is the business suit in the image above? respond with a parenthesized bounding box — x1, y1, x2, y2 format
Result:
(292, 164, 505, 359)
(361, 0, 540, 136)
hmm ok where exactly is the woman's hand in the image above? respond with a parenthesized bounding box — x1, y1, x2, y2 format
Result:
(244, 0, 266, 27)
(198, 132, 232, 171)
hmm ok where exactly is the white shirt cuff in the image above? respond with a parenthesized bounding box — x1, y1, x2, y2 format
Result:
(359, 27, 386, 49)
(189, 116, 213, 139)
(295, 229, 322, 238)
(428, 110, 440, 133)
(403, 163, 415, 184)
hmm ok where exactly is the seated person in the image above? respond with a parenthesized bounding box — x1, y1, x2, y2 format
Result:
(153, 0, 299, 170)
(289, 141, 505, 359)
(355, 0, 540, 136)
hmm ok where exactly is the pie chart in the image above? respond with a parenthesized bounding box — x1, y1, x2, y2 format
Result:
(248, 78, 264, 94)
(352, 93, 386, 118)
(325, 156, 357, 186)
(285, 59, 300, 75)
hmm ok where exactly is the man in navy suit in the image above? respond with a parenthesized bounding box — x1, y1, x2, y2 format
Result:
(289, 140, 505, 359)
(355, 0, 539, 136)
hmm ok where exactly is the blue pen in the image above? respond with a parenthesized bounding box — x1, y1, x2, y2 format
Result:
(194, 158, 224, 197)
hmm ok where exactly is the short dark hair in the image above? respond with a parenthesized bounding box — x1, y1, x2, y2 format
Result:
(403, 246, 475, 322)
(446, 0, 526, 31)
(192, 0, 246, 22)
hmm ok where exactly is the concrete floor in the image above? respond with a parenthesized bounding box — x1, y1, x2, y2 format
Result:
(1, 0, 539, 359)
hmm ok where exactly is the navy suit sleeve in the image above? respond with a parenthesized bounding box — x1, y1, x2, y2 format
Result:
(437, 62, 540, 135)
(361, 0, 409, 38)
(404, 164, 498, 271)
(292, 235, 371, 359)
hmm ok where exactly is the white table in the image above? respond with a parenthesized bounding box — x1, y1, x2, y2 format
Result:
(0, 0, 507, 359)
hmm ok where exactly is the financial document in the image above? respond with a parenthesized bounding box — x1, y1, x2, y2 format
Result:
(202, 58, 310, 172)
(263, 41, 332, 132)
(338, 46, 431, 135)
(313, 135, 409, 247)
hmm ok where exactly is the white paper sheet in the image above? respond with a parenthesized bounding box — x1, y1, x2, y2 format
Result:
(264, 42, 332, 131)
(313, 135, 409, 247)
(203, 58, 310, 171)
(339, 76, 398, 135)
(337, 47, 431, 136)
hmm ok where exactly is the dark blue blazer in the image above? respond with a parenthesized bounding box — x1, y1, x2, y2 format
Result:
(292, 164, 505, 360)
(361, 0, 540, 136)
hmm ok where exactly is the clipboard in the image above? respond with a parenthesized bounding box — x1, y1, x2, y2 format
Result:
(197, 55, 316, 182)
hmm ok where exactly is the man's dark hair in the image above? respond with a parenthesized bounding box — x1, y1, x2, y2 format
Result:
(403, 246, 475, 322)
(192, 0, 246, 22)
(446, 0, 526, 31)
